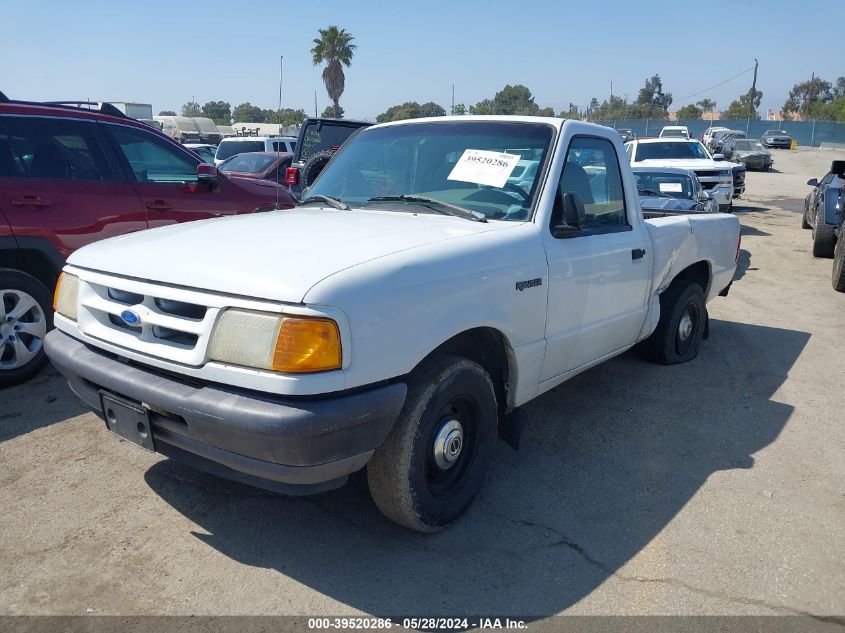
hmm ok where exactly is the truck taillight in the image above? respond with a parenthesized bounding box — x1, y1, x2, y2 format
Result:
(284, 167, 299, 186)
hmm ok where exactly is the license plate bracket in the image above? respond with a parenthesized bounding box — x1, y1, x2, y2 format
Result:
(99, 391, 155, 452)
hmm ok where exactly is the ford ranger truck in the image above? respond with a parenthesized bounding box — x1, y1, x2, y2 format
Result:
(45, 116, 741, 532)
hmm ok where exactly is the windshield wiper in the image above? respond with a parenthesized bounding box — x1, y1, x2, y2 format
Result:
(298, 195, 349, 210)
(637, 187, 674, 199)
(367, 195, 487, 223)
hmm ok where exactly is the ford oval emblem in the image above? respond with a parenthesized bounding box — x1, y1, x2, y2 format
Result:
(120, 310, 141, 326)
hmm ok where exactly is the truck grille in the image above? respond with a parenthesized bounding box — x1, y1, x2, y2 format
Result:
(77, 279, 220, 366)
(693, 170, 719, 180)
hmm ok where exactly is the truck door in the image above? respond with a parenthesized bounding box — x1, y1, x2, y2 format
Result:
(539, 134, 651, 381)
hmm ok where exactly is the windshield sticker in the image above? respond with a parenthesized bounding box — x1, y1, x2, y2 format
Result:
(659, 182, 683, 193)
(447, 149, 521, 188)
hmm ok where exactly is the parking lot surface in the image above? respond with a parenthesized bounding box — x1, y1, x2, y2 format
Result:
(1, 148, 843, 617)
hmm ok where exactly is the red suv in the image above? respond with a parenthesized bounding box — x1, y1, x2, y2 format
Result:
(0, 93, 296, 387)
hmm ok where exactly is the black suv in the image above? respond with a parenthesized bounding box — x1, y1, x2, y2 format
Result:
(284, 117, 371, 199)
(803, 160, 845, 291)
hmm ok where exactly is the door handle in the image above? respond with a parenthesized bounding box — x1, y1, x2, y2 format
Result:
(146, 200, 173, 212)
(10, 196, 52, 208)
(632, 248, 646, 260)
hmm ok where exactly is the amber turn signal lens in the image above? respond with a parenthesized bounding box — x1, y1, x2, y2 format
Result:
(271, 317, 341, 373)
(53, 272, 65, 311)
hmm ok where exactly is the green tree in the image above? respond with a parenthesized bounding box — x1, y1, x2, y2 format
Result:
(181, 101, 201, 117)
(697, 98, 717, 115)
(469, 99, 494, 115)
(321, 104, 344, 118)
(676, 104, 703, 120)
(636, 74, 673, 115)
(158, 110, 176, 116)
(723, 89, 763, 120)
(782, 76, 833, 118)
(232, 102, 265, 122)
(470, 84, 554, 116)
(453, 103, 466, 115)
(376, 101, 445, 122)
(559, 103, 581, 119)
(201, 101, 231, 125)
(311, 26, 356, 118)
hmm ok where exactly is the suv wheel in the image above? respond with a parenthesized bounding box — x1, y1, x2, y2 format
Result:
(0, 269, 53, 388)
(300, 150, 336, 188)
(832, 237, 845, 292)
(812, 207, 836, 258)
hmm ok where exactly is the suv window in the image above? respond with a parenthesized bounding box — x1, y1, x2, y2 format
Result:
(215, 140, 266, 161)
(272, 140, 295, 152)
(299, 122, 361, 161)
(107, 125, 198, 182)
(558, 136, 627, 229)
(0, 116, 115, 180)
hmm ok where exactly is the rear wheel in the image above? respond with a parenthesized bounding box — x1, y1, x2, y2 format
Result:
(0, 269, 52, 388)
(367, 354, 498, 532)
(644, 280, 707, 365)
(832, 236, 845, 292)
(812, 207, 836, 258)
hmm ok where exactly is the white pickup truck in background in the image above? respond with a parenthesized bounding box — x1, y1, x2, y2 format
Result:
(46, 116, 741, 532)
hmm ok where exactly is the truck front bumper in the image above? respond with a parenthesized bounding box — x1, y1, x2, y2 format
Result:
(45, 329, 407, 495)
(709, 184, 734, 208)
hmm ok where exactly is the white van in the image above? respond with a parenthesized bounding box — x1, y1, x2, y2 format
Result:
(214, 136, 297, 165)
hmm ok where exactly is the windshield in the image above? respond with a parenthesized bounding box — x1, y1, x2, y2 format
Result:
(635, 141, 710, 161)
(735, 140, 764, 151)
(634, 172, 694, 200)
(306, 121, 554, 221)
(661, 129, 687, 137)
(220, 152, 277, 173)
(215, 140, 266, 161)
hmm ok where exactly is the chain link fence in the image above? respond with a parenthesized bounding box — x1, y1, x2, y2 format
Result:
(593, 118, 845, 147)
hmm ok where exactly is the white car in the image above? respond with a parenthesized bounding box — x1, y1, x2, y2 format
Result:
(703, 126, 730, 149)
(625, 137, 739, 210)
(659, 125, 689, 139)
(46, 116, 741, 532)
(214, 136, 297, 165)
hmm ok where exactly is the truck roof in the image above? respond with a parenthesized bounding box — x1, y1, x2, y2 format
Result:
(368, 114, 570, 132)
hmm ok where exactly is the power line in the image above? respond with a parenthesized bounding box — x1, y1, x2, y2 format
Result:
(673, 66, 756, 104)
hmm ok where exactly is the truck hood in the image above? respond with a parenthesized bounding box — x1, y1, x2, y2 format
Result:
(67, 208, 510, 303)
(634, 159, 738, 170)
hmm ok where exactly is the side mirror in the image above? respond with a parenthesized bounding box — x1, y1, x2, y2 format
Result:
(552, 192, 586, 238)
(713, 153, 725, 161)
(197, 162, 223, 186)
(701, 191, 712, 200)
(807, 178, 819, 187)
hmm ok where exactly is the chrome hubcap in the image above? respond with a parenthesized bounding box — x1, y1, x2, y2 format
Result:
(678, 311, 693, 341)
(432, 419, 464, 470)
(0, 289, 46, 370)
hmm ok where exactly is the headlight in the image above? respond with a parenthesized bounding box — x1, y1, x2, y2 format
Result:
(719, 169, 732, 184)
(209, 309, 341, 373)
(53, 272, 79, 321)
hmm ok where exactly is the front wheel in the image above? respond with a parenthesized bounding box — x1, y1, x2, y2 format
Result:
(0, 269, 53, 388)
(643, 280, 707, 365)
(367, 354, 498, 532)
(812, 208, 836, 258)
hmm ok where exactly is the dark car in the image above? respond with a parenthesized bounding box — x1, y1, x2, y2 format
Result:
(632, 166, 718, 217)
(0, 92, 296, 386)
(761, 129, 792, 149)
(616, 128, 635, 143)
(219, 151, 293, 183)
(284, 117, 372, 199)
(803, 160, 844, 264)
(724, 138, 773, 171)
(711, 129, 745, 155)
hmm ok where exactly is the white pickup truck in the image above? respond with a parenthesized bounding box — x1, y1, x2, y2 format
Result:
(624, 137, 742, 211)
(45, 116, 741, 532)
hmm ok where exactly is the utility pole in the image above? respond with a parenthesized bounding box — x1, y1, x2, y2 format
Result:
(451, 84, 455, 115)
(610, 80, 613, 103)
(314, 91, 318, 117)
(277, 55, 283, 134)
(747, 58, 758, 133)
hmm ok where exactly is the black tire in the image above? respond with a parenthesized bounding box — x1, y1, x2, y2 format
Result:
(812, 207, 836, 258)
(0, 269, 53, 388)
(643, 280, 707, 365)
(367, 354, 498, 532)
(832, 236, 845, 292)
(300, 150, 335, 188)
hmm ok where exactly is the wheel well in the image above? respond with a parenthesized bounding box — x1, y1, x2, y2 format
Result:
(0, 249, 61, 292)
(425, 327, 515, 417)
(671, 260, 711, 295)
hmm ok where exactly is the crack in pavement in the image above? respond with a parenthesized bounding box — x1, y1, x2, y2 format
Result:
(484, 505, 842, 624)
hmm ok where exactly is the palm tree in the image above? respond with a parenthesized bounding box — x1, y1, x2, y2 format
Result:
(697, 98, 717, 121)
(311, 26, 356, 118)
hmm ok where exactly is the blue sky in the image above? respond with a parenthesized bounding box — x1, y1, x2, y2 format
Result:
(2, 0, 840, 120)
